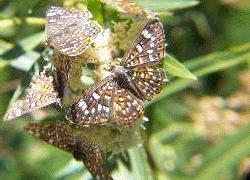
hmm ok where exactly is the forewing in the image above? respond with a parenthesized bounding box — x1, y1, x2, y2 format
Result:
(74, 140, 113, 180)
(131, 66, 166, 100)
(3, 71, 59, 121)
(24, 121, 74, 152)
(25, 121, 113, 179)
(123, 19, 165, 68)
(66, 76, 115, 125)
(46, 6, 101, 56)
(113, 86, 144, 126)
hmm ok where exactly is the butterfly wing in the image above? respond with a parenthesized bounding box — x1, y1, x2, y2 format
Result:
(113, 85, 144, 126)
(46, 6, 101, 56)
(24, 121, 113, 179)
(66, 76, 115, 125)
(3, 71, 59, 121)
(131, 66, 166, 100)
(123, 19, 165, 68)
(74, 140, 113, 180)
(24, 121, 74, 152)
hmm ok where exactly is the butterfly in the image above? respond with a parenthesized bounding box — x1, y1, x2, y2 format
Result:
(24, 121, 113, 179)
(66, 18, 166, 126)
(3, 71, 59, 121)
(46, 6, 102, 57)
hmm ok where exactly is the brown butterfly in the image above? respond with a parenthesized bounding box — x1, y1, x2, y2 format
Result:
(66, 18, 166, 126)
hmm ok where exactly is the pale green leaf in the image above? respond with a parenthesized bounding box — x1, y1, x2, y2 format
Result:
(55, 160, 86, 179)
(164, 54, 197, 80)
(10, 51, 40, 71)
(0, 39, 13, 55)
(128, 147, 154, 180)
(135, 0, 199, 12)
(18, 31, 45, 51)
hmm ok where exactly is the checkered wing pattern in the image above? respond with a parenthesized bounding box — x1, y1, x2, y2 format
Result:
(24, 121, 113, 179)
(74, 140, 113, 180)
(3, 71, 59, 121)
(123, 19, 165, 68)
(67, 76, 144, 126)
(131, 66, 166, 100)
(46, 6, 101, 56)
(24, 121, 74, 152)
(113, 87, 143, 125)
(66, 76, 115, 125)
(66, 19, 166, 126)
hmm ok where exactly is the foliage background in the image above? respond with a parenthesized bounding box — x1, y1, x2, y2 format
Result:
(0, 0, 250, 179)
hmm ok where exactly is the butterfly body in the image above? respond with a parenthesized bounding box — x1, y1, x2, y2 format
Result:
(112, 65, 142, 100)
(67, 18, 166, 126)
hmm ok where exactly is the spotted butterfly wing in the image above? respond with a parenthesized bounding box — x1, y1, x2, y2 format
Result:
(24, 121, 75, 152)
(73, 140, 113, 180)
(113, 87, 143, 125)
(24, 121, 113, 179)
(124, 19, 166, 100)
(46, 6, 102, 56)
(67, 76, 114, 125)
(66, 76, 144, 126)
(3, 71, 59, 121)
(131, 66, 166, 100)
(123, 18, 165, 68)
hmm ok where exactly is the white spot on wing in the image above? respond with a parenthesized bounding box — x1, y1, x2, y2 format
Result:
(84, 110, 89, 115)
(136, 44, 143, 53)
(142, 29, 149, 37)
(92, 92, 100, 100)
(147, 49, 153, 54)
(98, 104, 102, 112)
(145, 33, 151, 39)
(78, 100, 87, 110)
(149, 54, 155, 61)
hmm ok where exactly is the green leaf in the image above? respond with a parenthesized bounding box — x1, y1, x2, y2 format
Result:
(0, 39, 14, 55)
(128, 147, 154, 180)
(55, 160, 86, 179)
(10, 51, 40, 71)
(135, 0, 199, 12)
(194, 122, 250, 179)
(112, 160, 134, 179)
(164, 54, 197, 80)
(87, 0, 104, 25)
(18, 31, 45, 51)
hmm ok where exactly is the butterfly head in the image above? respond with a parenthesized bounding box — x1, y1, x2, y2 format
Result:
(112, 65, 127, 75)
